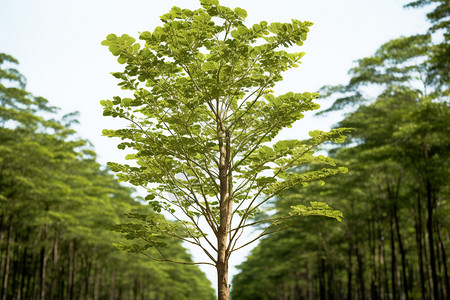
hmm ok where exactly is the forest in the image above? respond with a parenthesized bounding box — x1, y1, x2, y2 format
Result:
(231, 0, 450, 299)
(1, 0, 449, 300)
(0, 53, 215, 299)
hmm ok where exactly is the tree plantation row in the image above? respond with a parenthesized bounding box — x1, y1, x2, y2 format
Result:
(232, 0, 450, 299)
(0, 53, 215, 300)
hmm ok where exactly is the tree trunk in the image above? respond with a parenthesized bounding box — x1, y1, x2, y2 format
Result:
(355, 244, 366, 300)
(93, 262, 100, 300)
(437, 223, 449, 300)
(1, 220, 12, 300)
(347, 239, 353, 300)
(109, 272, 115, 300)
(83, 254, 92, 300)
(393, 202, 409, 299)
(415, 193, 427, 299)
(426, 179, 439, 300)
(40, 223, 50, 300)
(319, 258, 326, 300)
(369, 218, 379, 300)
(50, 228, 59, 299)
(67, 240, 74, 300)
(11, 245, 19, 300)
(307, 261, 313, 300)
(378, 220, 387, 300)
(18, 245, 28, 300)
(389, 214, 398, 300)
(217, 124, 232, 300)
(217, 233, 230, 300)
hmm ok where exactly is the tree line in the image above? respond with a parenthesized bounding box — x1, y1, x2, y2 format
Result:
(231, 1, 450, 299)
(0, 53, 215, 300)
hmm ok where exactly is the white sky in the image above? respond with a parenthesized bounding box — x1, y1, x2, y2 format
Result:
(1, 0, 431, 291)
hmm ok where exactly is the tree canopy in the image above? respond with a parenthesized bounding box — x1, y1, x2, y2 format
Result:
(100, 0, 348, 298)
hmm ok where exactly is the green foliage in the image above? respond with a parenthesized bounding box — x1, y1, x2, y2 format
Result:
(290, 201, 343, 222)
(0, 54, 215, 300)
(101, 0, 347, 263)
(405, 0, 450, 86)
(101, 2, 348, 297)
(231, 2, 449, 298)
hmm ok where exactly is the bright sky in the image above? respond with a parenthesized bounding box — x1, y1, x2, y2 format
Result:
(1, 0, 430, 291)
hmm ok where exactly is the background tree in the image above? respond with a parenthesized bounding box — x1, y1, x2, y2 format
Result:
(231, 1, 449, 298)
(100, 0, 348, 299)
(0, 53, 215, 300)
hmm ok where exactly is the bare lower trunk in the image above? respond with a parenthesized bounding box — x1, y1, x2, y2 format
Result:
(1, 220, 12, 300)
(389, 214, 398, 300)
(355, 245, 366, 299)
(40, 224, 49, 300)
(67, 240, 74, 300)
(437, 223, 449, 299)
(415, 193, 427, 298)
(217, 123, 232, 300)
(347, 241, 352, 300)
(426, 180, 439, 300)
(109, 272, 115, 300)
(307, 261, 313, 300)
(217, 254, 229, 300)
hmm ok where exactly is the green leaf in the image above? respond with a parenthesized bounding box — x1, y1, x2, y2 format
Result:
(234, 7, 248, 18)
(290, 201, 343, 222)
(122, 98, 132, 106)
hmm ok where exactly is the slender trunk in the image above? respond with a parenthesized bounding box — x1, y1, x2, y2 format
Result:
(101, 267, 106, 300)
(40, 223, 50, 300)
(355, 244, 366, 300)
(435, 231, 444, 300)
(67, 240, 74, 300)
(393, 203, 409, 300)
(50, 228, 59, 299)
(140, 280, 145, 300)
(415, 193, 427, 299)
(93, 262, 100, 300)
(0, 214, 5, 290)
(378, 217, 387, 300)
(1, 219, 12, 300)
(424, 230, 434, 300)
(18, 245, 28, 300)
(307, 261, 313, 300)
(40, 246, 48, 300)
(109, 272, 115, 300)
(11, 245, 19, 300)
(389, 214, 398, 300)
(217, 124, 232, 300)
(83, 254, 91, 300)
(34, 250, 41, 299)
(390, 180, 410, 300)
(369, 218, 378, 300)
(347, 240, 352, 300)
(133, 276, 138, 300)
(25, 251, 37, 300)
(72, 245, 78, 300)
(319, 258, 325, 300)
(426, 179, 439, 300)
(327, 256, 335, 300)
(216, 237, 229, 300)
(59, 265, 65, 300)
(437, 223, 449, 300)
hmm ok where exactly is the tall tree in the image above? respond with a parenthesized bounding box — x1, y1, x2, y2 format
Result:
(101, 0, 347, 298)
